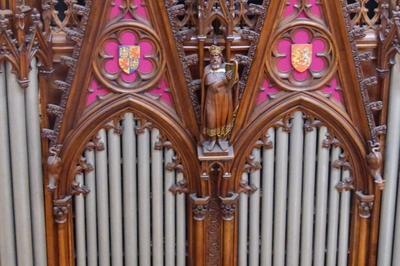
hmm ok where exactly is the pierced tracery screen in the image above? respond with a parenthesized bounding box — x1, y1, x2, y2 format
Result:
(238, 112, 353, 266)
(72, 113, 187, 266)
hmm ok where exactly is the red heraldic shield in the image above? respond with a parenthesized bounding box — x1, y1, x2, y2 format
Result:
(118, 45, 141, 74)
(291, 44, 313, 73)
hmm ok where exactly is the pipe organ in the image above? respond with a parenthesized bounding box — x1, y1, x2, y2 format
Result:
(0, 61, 47, 266)
(0, 1, 399, 266)
(378, 55, 400, 266)
(72, 114, 186, 266)
(238, 113, 352, 266)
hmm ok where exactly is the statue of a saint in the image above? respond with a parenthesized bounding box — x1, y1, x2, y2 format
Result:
(201, 45, 239, 153)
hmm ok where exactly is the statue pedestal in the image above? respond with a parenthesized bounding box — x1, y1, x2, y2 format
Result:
(197, 145, 234, 161)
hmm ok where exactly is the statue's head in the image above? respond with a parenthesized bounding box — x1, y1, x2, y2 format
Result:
(209, 45, 224, 70)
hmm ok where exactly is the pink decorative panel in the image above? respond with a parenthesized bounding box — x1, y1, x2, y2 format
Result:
(322, 77, 344, 105)
(283, 0, 323, 21)
(87, 79, 111, 106)
(86, 77, 174, 107)
(92, 0, 165, 93)
(260, 0, 346, 108)
(147, 78, 174, 106)
(86, 0, 174, 109)
(256, 80, 280, 105)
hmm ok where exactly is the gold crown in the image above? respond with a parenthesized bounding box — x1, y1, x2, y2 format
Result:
(209, 45, 224, 56)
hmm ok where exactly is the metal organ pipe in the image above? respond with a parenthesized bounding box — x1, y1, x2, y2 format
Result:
(108, 124, 124, 266)
(84, 149, 98, 266)
(338, 170, 351, 266)
(74, 173, 86, 266)
(176, 171, 186, 266)
(72, 116, 187, 265)
(96, 129, 111, 266)
(122, 113, 138, 266)
(286, 111, 304, 266)
(26, 60, 47, 266)
(260, 129, 275, 266)
(138, 127, 151, 265)
(300, 121, 317, 266)
(238, 113, 352, 266)
(151, 128, 164, 266)
(0, 61, 47, 266)
(6, 62, 34, 266)
(238, 172, 249, 266)
(164, 148, 176, 266)
(249, 148, 261, 266)
(313, 126, 330, 266)
(273, 124, 289, 266)
(0, 63, 17, 266)
(379, 55, 400, 266)
(326, 147, 341, 266)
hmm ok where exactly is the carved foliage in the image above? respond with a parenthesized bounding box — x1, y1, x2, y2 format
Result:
(0, 5, 52, 87)
(347, 0, 380, 29)
(342, 0, 388, 145)
(44, 0, 92, 146)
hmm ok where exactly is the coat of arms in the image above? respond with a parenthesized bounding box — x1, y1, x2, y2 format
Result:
(118, 45, 141, 74)
(291, 44, 313, 73)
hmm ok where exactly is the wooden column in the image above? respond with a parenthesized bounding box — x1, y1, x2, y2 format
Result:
(220, 192, 239, 266)
(354, 191, 374, 266)
(191, 194, 210, 266)
(53, 196, 73, 266)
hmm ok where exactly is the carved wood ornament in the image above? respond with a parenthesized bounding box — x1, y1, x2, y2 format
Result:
(0, 0, 392, 265)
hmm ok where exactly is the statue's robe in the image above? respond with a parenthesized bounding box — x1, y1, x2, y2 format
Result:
(202, 64, 234, 138)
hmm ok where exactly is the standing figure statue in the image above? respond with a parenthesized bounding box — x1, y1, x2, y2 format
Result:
(201, 45, 239, 153)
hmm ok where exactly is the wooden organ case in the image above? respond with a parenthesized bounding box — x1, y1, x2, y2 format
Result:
(0, 0, 400, 266)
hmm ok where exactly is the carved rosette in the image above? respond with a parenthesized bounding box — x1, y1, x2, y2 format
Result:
(0, 5, 53, 87)
(93, 23, 165, 93)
